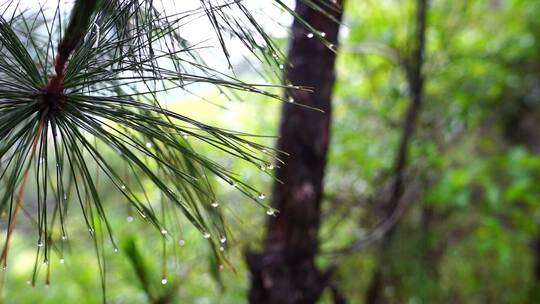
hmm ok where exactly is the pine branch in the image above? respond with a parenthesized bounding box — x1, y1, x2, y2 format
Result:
(45, 0, 100, 94)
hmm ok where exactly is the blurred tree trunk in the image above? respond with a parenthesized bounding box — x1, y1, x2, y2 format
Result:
(366, 0, 428, 302)
(246, 1, 344, 303)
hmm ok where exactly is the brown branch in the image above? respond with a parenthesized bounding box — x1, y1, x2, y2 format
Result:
(0, 119, 45, 267)
(44, 0, 99, 94)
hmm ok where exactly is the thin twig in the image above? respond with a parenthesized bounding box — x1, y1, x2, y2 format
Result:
(0, 119, 44, 267)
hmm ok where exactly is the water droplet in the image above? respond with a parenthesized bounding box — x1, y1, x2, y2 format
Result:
(260, 165, 266, 171)
(320, 32, 326, 37)
(261, 149, 268, 153)
(114, 248, 119, 253)
(219, 237, 227, 243)
(178, 239, 185, 246)
(219, 246, 224, 252)
(287, 97, 295, 103)
(266, 208, 275, 216)
(60, 259, 65, 264)
(92, 23, 100, 48)
(258, 194, 266, 200)
(145, 142, 152, 149)
(127, 216, 134, 222)
(203, 232, 211, 239)
(211, 201, 219, 208)
(61, 235, 67, 241)
(160, 229, 168, 235)
(37, 241, 44, 248)
(267, 164, 274, 170)
(279, 64, 284, 70)
(161, 278, 168, 285)
(307, 32, 314, 38)
(121, 185, 126, 190)
(219, 264, 224, 271)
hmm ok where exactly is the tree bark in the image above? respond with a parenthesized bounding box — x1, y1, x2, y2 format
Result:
(246, 1, 344, 303)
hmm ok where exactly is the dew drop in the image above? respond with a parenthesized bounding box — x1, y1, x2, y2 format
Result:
(279, 64, 284, 70)
(92, 23, 100, 48)
(120, 185, 126, 190)
(114, 248, 119, 253)
(267, 164, 274, 170)
(61, 235, 67, 241)
(320, 32, 326, 37)
(307, 32, 314, 38)
(219, 264, 224, 271)
(260, 165, 266, 171)
(203, 232, 211, 239)
(220, 237, 227, 243)
(145, 142, 152, 149)
(127, 216, 134, 222)
(258, 193, 266, 200)
(160, 229, 168, 235)
(266, 208, 275, 216)
(219, 246, 224, 252)
(211, 201, 219, 208)
(287, 97, 295, 103)
(60, 259, 65, 264)
(37, 241, 44, 248)
(178, 239, 185, 246)
(161, 278, 168, 285)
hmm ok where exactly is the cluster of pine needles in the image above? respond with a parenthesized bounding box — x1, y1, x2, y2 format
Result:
(0, 0, 315, 291)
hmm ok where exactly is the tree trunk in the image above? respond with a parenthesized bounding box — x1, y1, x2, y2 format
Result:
(366, 0, 428, 302)
(246, 1, 345, 303)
